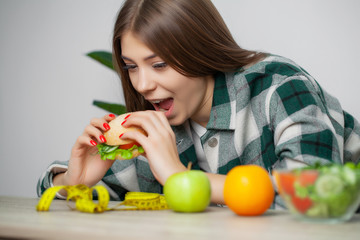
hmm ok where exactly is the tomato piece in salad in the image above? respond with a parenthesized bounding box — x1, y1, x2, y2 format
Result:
(298, 170, 319, 187)
(279, 173, 296, 196)
(291, 196, 313, 213)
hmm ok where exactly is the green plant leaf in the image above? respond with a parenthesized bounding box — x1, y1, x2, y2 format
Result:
(86, 51, 114, 70)
(93, 100, 127, 115)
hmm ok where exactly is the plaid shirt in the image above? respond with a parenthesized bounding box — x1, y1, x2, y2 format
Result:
(37, 55, 360, 203)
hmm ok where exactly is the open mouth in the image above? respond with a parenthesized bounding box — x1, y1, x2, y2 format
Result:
(150, 98, 174, 113)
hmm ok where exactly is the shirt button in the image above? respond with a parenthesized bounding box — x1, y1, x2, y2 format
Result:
(208, 138, 218, 148)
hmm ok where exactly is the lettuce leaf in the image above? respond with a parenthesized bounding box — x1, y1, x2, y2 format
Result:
(97, 143, 144, 160)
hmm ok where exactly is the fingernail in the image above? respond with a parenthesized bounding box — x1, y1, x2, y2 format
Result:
(109, 114, 115, 118)
(100, 135, 106, 143)
(125, 114, 131, 119)
(121, 120, 127, 125)
(103, 123, 110, 130)
(90, 140, 97, 146)
(119, 133, 124, 138)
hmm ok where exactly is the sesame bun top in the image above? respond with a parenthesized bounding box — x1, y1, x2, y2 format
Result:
(103, 113, 145, 146)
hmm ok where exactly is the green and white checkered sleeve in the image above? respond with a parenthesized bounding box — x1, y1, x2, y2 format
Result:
(36, 160, 126, 200)
(343, 111, 360, 164)
(269, 76, 343, 167)
(36, 160, 69, 198)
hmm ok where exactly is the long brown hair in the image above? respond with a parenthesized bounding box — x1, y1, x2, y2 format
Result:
(113, 0, 266, 112)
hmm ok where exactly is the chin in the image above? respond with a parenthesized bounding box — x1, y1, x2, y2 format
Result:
(168, 115, 186, 127)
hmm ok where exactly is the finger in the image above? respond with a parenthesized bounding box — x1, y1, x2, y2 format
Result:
(102, 113, 116, 131)
(139, 111, 172, 132)
(124, 111, 172, 135)
(83, 125, 107, 144)
(148, 111, 175, 140)
(122, 112, 176, 148)
(151, 110, 173, 132)
(127, 111, 174, 142)
(145, 111, 174, 138)
(120, 130, 150, 150)
(75, 135, 99, 148)
(90, 116, 112, 132)
(104, 113, 116, 122)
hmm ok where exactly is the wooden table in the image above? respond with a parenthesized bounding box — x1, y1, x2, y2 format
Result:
(0, 196, 359, 240)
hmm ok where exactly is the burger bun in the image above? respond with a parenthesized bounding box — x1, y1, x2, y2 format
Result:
(104, 113, 146, 146)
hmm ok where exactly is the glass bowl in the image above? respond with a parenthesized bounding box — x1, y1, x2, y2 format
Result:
(273, 163, 360, 223)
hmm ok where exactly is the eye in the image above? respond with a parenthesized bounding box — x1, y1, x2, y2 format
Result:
(153, 62, 167, 70)
(123, 64, 137, 72)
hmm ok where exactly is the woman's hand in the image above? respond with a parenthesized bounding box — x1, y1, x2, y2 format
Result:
(55, 114, 117, 187)
(121, 111, 187, 185)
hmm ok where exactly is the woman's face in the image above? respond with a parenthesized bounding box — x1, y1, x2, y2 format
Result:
(121, 31, 214, 126)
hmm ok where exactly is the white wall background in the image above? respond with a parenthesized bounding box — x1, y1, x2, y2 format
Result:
(1, 0, 359, 197)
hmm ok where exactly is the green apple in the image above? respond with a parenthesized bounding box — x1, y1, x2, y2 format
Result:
(163, 167, 211, 212)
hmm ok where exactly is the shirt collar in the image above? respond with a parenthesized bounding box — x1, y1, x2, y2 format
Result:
(206, 72, 237, 131)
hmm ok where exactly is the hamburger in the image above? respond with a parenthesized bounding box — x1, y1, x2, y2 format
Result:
(96, 113, 146, 160)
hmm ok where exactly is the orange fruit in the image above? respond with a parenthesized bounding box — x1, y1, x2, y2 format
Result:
(223, 165, 275, 216)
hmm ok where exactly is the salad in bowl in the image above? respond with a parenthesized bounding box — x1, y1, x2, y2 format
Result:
(273, 162, 360, 223)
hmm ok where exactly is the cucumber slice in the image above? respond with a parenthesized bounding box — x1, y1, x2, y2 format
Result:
(306, 202, 329, 218)
(315, 174, 344, 199)
(328, 165, 341, 174)
(104, 146, 119, 153)
(342, 166, 356, 185)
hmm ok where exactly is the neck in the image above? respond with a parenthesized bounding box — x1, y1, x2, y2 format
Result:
(191, 75, 215, 128)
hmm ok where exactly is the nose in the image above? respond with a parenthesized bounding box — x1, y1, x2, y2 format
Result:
(134, 67, 156, 94)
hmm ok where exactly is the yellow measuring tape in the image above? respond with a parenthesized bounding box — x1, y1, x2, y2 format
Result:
(36, 185, 168, 213)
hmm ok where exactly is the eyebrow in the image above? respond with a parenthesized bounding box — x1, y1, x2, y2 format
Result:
(121, 53, 157, 61)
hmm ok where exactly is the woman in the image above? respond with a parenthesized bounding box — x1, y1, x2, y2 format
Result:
(37, 0, 360, 206)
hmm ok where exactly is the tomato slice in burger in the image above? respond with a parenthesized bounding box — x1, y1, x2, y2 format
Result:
(119, 142, 140, 150)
